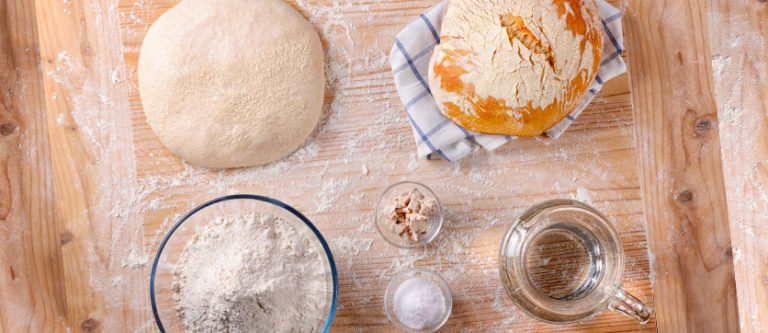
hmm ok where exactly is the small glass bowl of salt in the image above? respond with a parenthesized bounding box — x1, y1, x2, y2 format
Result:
(384, 268, 453, 332)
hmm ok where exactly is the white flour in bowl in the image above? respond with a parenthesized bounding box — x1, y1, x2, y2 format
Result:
(171, 213, 328, 332)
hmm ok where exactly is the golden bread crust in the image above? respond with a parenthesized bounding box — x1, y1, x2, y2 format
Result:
(428, 0, 604, 137)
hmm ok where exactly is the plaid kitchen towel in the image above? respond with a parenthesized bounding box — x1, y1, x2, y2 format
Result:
(390, 0, 626, 161)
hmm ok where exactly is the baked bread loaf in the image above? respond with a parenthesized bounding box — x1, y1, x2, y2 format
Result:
(428, 0, 603, 136)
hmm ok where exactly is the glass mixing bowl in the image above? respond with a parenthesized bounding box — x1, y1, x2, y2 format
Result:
(150, 194, 338, 332)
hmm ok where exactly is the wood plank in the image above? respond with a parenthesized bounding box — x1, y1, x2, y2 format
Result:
(623, 0, 739, 331)
(0, 0, 68, 331)
(707, 0, 768, 331)
(34, 0, 150, 330)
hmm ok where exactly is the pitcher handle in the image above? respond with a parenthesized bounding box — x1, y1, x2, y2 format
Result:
(607, 286, 651, 324)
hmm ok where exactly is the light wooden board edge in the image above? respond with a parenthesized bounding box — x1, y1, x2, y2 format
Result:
(0, 0, 68, 331)
(34, 0, 150, 330)
(33, 0, 106, 329)
(708, 0, 768, 331)
(623, 0, 739, 331)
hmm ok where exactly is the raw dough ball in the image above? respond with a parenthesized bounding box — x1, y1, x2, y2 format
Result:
(138, 0, 324, 168)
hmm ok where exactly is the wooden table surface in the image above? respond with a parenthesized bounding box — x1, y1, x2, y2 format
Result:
(1, 0, 766, 332)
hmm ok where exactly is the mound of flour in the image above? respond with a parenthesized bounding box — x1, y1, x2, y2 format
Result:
(171, 213, 328, 332)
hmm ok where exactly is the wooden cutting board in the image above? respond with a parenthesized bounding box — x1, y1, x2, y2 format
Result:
(5, 0, 768, 331)
(114, 0, 656, 331)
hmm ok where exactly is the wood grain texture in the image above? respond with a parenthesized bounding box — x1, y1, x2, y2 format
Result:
(707, 0, 768, 331)
(0, 0, 68, 331)
(115, 0, 654, 331)
(34, 0, 150, 330)
(623, 0, 739, 331)
(8, 0, 764, 331)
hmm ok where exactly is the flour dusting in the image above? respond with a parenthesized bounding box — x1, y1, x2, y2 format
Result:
(40, 0, 656, 330)
(709, 10, 768, 331)
(172, 213, 328, 332)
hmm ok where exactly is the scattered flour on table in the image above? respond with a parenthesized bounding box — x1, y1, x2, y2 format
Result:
(407, 159, 419, 171)
(111, 68, 121, 83)
(40, 0, 655, 329)
(172, 213, 328, 332)
(316, 178, 353, 213)
(334, 236, 374, 256)
(56, 113, 66, 126)
(573, 187, 594, 205)
(122, 246, 148, 269)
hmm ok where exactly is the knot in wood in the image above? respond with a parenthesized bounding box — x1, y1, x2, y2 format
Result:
(722, 247, 733, 259)
(695, 118, 715, 135)
(81, 319, 100, 332)
(60, 231, 73, 246)
(0, 123, 15, 136)
(676, 190, 693, 203)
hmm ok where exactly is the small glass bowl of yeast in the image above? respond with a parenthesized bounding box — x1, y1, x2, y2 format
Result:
(374, 181, 444, 248)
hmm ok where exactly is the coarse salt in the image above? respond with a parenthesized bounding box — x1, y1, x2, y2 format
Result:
(393, 277, 447, 330)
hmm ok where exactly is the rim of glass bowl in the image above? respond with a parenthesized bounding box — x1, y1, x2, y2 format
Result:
(149, 194, 339, 333)
(374, 181, 444, 249)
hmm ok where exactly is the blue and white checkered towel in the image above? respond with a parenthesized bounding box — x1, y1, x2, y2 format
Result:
(390, 0, 626, 161)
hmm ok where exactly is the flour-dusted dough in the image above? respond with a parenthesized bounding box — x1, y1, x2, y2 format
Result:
(138, 0, 324, 168)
